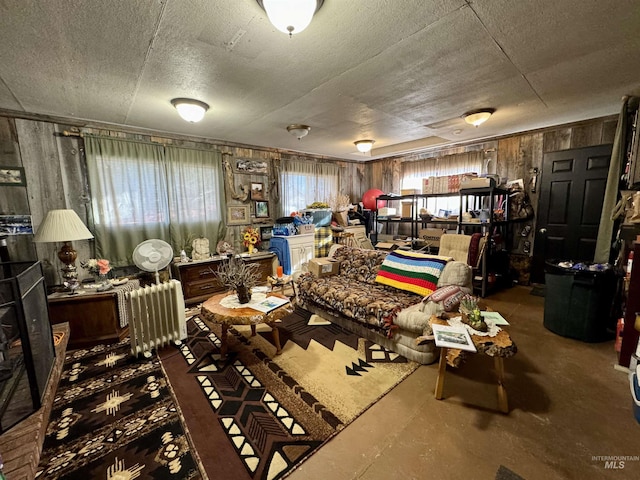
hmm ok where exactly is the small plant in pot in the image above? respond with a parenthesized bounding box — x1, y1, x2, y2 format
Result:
(213, 255, 260, 304)
(458, 295, 488, 332)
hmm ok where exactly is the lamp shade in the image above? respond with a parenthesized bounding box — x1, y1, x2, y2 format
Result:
(287, 124, 311, 139)
(171, 98, 209, 123)
(258, 0, 323, 35)
(355, 140, 375, 153)
(33, 209, 94, 243)
(463, 108, 495, 127)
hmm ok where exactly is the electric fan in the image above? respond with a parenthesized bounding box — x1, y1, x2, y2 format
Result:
(132, 239, 174, 284)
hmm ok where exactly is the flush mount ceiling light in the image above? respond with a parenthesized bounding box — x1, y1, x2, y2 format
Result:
(286, 124, 311, 139)
(257, 0, 324, 36)
(463, 108, 495, 127)
(171, 98, 209, 123)
(354, 139, 375, 153)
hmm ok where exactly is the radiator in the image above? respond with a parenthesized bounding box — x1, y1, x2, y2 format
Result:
(126, 279, 187, 357)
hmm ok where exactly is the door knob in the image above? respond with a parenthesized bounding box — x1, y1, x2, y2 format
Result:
(539, 228, 547, 234)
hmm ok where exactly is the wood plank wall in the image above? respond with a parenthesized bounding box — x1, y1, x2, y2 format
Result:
(0, 114, 617, 285)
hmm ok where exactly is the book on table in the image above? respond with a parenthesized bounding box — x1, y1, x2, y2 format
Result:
(249, 295, 290, 313)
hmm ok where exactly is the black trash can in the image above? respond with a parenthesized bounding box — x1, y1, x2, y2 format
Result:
(543, 261, 619, 342)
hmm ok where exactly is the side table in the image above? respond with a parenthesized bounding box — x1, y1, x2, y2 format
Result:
(200, 292, 294, 358)
(431, 315, 517, 413)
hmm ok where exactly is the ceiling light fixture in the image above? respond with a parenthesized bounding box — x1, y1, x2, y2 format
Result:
(171, 98, 209, 123)
(257, 0, 324, 36)
(354, 139, 375, 153)
(286, 124, 311, 139)
(463, 108, 495, 127)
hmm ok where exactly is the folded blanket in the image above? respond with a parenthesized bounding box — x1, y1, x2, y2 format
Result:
(375, 250, 451, 297)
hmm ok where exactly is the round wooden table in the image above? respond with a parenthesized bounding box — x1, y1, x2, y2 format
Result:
(200, 292, 294, 358)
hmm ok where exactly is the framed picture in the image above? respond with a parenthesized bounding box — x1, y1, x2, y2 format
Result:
(227, 205, 251, 225)
(0, 215, 33, 235)
(250, 182, 265, 200)
(234, 158, 268, 175)
(431, 324, 477, 352)
(260, 226, 273, 241)
(255, 201, 270, 218)
(0, 166, 26, 186)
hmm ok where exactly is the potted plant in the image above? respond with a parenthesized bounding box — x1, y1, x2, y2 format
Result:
(213, 255, 260, 303)
(459, 295, 488, 332)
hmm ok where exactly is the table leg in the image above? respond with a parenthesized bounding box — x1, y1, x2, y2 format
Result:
(494, 356, 509, 413)
(265, 320, 282, 355)
(434, 347, 448, 400)
(250, 325, 257, 337)
(220, 323, 229, 359)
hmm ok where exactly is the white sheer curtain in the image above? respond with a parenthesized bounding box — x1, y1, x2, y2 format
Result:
(401, 151, 484, 215)
(280, 159, 340, 215)
(401, 151, 484, 189)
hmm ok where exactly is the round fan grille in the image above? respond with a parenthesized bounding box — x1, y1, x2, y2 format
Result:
(133, 239, 173, 273)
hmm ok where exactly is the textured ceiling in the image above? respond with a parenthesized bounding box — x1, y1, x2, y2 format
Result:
(0, 0, 639, 161)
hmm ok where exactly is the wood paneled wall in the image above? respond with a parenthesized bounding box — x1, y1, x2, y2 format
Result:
(0, 113, 617, 285)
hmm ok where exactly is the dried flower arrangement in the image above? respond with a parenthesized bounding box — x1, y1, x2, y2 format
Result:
(213, 255, 260, 292)
(328, 192, 351, 212)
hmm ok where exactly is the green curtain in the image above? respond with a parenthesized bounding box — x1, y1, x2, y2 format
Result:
(85, 136, 226, 266)
(85, 135, 169, 265)
(165, 146, 226, 254)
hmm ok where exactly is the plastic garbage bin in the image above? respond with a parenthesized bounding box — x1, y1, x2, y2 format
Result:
(543, 260, 619, 342)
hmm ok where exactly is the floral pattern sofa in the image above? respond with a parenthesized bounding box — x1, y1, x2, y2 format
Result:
(296, 246, 472, 364)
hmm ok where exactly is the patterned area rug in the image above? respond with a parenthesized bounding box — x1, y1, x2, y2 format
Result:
(159, 307, 419, 480)
(36, 341, 201, 479)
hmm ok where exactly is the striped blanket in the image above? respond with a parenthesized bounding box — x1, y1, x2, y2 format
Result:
(375, 250, 451, 297)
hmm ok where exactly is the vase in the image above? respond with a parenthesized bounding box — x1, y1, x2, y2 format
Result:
(94, 274, 109, 286)
(236, 285, 252, 304)
(247, 244, 254, 255)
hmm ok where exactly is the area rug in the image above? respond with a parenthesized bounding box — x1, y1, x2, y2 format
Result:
(36, 340, 202, 479)
(159, 307, 419, 480)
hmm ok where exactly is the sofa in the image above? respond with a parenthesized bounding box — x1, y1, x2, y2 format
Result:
(295, 245, 473, 364)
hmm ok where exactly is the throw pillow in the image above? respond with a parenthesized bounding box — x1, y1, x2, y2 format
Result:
(375, 250, 451, 297)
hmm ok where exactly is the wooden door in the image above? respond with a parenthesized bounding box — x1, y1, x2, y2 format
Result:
(531, 144, 613, 283)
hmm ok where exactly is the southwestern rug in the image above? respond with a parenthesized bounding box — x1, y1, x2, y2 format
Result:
(36, 340, 202, 479)
(159, 307, 419, 480)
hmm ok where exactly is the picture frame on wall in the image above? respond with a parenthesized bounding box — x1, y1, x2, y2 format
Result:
(234, 158, 268, 175)
(250, 182, 265, 200)
(0, 166, 26, 186)
(255, 201, 269, 218)
(0, 215, 33, 235)
(260, 226, 273, 241)
(227, 205, 251, 225)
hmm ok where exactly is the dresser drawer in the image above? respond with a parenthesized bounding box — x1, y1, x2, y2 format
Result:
(181, 263, 218, 282)
(184, 278, 225, 299)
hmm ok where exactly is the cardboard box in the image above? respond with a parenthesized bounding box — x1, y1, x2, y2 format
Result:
(378, 207, 396, 216)
(419, 228, 446, 248)
(308, 258, 341, 277)
(297, 223, 315, 234)
(401, 188, 420, 195)
(401, 201, 413, 218)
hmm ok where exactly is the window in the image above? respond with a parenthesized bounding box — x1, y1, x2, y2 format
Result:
(85, 136, 225, 266)
(280, 159, 340, 215)
(401, 151, 484, 214)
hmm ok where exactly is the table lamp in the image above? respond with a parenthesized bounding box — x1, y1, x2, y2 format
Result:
(33, 209, 94, 282)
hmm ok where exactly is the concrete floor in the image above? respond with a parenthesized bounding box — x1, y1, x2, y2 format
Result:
(287, 286, 639, 480)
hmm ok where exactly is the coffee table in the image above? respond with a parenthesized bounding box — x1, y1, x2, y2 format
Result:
(430, 315, 517, 413)
(200, 292, 294, 358)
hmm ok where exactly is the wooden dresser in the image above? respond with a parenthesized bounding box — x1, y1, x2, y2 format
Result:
(172, 252, 277, 305)
(48, 291, 128, 349)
